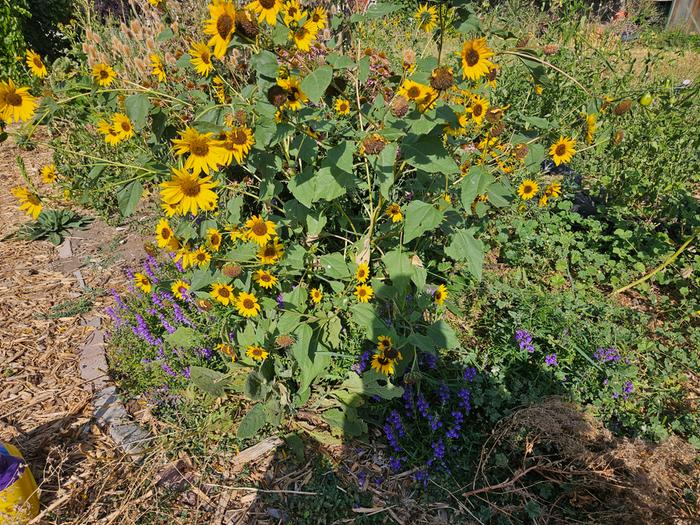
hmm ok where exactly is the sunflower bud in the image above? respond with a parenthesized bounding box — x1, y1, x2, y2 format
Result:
(430, 66, 454, 91)
(361, 134, 387, 155)
(275, 335, 295, 348)
(267, 85, 287, 107)
(390, 95, 409, 118)
(235, 9, 259, 40)
(613, 100, 632, 115)
(543, 44, 559, 55)
(222, 264, 242, 278)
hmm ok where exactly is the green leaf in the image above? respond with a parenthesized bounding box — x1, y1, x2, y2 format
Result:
(156, 27, 174, 42)
(351, 2, 401, 22)
(251, 50, 278, 78)
(291, 324, 330, 393)
(524, 143, 545, 173)
(403, 200, 444, 243)
(189, 366, 229, 397)
(340, 371, 404, 399)
(358, 55, 371, 83)
(460, 165, 494, 210)
(427, 320, 460, 349)
(444, 228, 484, 281)
(374, 143, 397, 198)
(300, 65, 333, 103)
(349, 303, 387, 341)
(487, 182, 511, 207)
(237, 403, 267, 439)
(401, 133, 458, 175)
(124, 94, 150, 130)
(116, 180, 143, 217)
(164, 326, 204, 349)
(382, 249, 414, 294)
(326, 54, 354, 69)
(522, 116, 554, 130)
(321, 314, 342, 349)
(319, 253, 350, 279)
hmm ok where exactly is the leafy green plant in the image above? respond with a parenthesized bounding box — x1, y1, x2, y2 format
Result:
(14, 209, 92, 244)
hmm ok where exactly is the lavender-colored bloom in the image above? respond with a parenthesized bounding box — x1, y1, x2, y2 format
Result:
(352, 350, 372, 375)
(545, 353, 558, 367)
(416, 394, 430, 419)
(161, 363, 177, 377)
(151, 292, 164, 309)
(515, 328, 535, 353)
(420, 352, 438, 370)
(199, 347, 213, 360)
(172, 256, 184, 272)
(357, 471, 366, 488)
(147, 308, 157, 316)
(132, 313, 159, 345)
(182, 367, 191, 379)
(437, 383, 450, 404)
(458, 388, 471, 414)
(402, 384, 415, 417)
(388, 410, 405, 438)
(428, 415, 442, 431)
(172, 303, 193, 326)
(111, 289, 127, 311)
(105, 306, 122, 327)
(384, 423, 400, 452)
(622, 381, 634, 399)
(446, 410, 464, 439)
(432, 439, 445, 461)
(415, 470, 429, 486)
(143, 259, 157, 282)
(594, 347, 621, 363)
(158, 314, 176, 334)
(463, 367, 477, 382)
(388, 457, 402, 472)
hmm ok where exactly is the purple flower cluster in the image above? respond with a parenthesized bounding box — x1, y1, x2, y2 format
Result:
(545, 353, 558, 367)
(420, 352, 438, 370)
(594, 347, 621, 363)
(352, 350, 372, 375)
(613, 381, 634, 400)
(131, 313, 162, 346)
(463, 367, 477, 382)
(384, 410, 405, 472)
(515, 329, 535, 353)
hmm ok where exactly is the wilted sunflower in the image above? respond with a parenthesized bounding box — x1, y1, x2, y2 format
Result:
(189, 42, 214, 77)
(549, 136, 576, 166)
(354, 284, 374, 303)
(159, 167, 219, 215)
(310, 287, 323, 304)
(191, 246, 211, 267)
(245, 214, 277, 246)
(211, 282, 234, 305)
(254, 269, 278, 289)
(386, 203, 403, 223)
(277, 76, 308, 111)
(309, 6, 326, 30)
(434, 284, 448, 305)
(468, 94, 489, 125)
(216, 343, 236, 360)
(0, 80, 37, 124)
(172, 127, 225, 174)
(92, 63, 116, 86)
(11, 186, 42, 219)
(460, 37, 495, 81)
(172, 280, 190, 301)
(248, 0, 283, 25)
(258, 241, 284, 264)
(236, 291, 261, 317)
(206, 228, 222, 251)
(134, 272, 152, 293)
(221, 126, 255, 165)
(334, 97, 350, 115)
(40, 164, 57, 184)
(415, 3, 438, 32)
(371, 353, 395, 375)
(517, 179, 539, 200)
(290, 21, 317, 52)
(25, 50, 47, 78)
(246, 345, 268, 361)
(585, 114, 596, 145)
(355, 263, 369, 283)
(98, 119, 121, 146)
(204, 1, 236, 58)
(112, 113, 134, 140)
(150, 54, 167, 82)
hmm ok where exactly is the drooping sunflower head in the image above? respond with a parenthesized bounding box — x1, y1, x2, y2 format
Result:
(204, 1, 236, 58)
(517, 179, 539, 200)
(309, 6, 326, 30)
(386, 203, 403, 223)
(585, 114, 597, 144)
(371, 354, 395, 375)
(415, 3, 438, 32)
(0, 80, 37, 124)
(383, 346, 402, 362)
(277, 76, 308, 111)
(291, 21, 317, 52)
(334, 97, 350, 116)
(460, 37, 495, 81)
(159, 167, 219, 216)
(254, 269, 278, 289)
(310, 287, 323, 304)
(377, 335, 392, 351)
(11, 186, 42, 218)
(430, 66, 454, 91)
(207, 228, 222, 251)
(92, 63, 117, 86)
(189, 42, 214, 77)
(549, 136, 576, 166)
(40, 164, 57, 184)
(258, 241, 284, 264)
(236, 291, 261, 318)
(434, 284, 448, 305)
(545, 181, 562, 199)
(26, 50, 47, 78)
(150, 54, 167, 82)
(216, 343, 236, 359)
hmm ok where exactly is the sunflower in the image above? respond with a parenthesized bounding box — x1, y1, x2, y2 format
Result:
(460, 37, 495, 81)
(150, 54, 167, 82)
(172, 280, 190, 301)
(189, 42, 214, 77)
(174, 245, 194, 269)
(290, 21, 317, 52)
(245, 215, 277, 246)
(371, 353, 395, 375)
(0, 80, 37, 124)
(258, 241, 284, 264)
(549, 136, 576, 166)
(309, 6, 327, 30)
(398, 79, 427, 103)
(585, 114, 596, 145)
(40, 164, 57, 184)
(206, 228, 222, 251)
(355, 263, 369, 283)
(538, 195, 549, 207)
(517, 179, 539, 200)
(386, 203, 403, 223)
(11, 186, 42, 219)
(204, 1, 236, 59)
(236, 291, 261, 317)
(216, 343, 236, 360)
(377, 335, 392, 352)
(415, 3, 438, 32)
(254, 269, 278, 289)
(191, 246, 211, 267)
(334, 97, 350, 116)
(310, 287, 323, 304)
(134, 272, 152, 293)
(159, 167, 219, 215)
(92, 63, 117, 86)
(354, 284, 374, 303)
(434, 284, 448, 305)
(211, 282, 234, 305)
(416, 86, 439, 113)
(283, 0, 303, 26)
(277, 76, 308, 111)
(221, 126, 255, 165)
(468, 94, 489, 125)
(248, 0, 283, 25)
(212, 75, 227, 104)
(227, 224, 245, 242)
(545, 181, 562, 199)
(148, 0, 162, 5)
(485, 64, 499, 88)
(172, 127, 226, 175)
(25, 50, 47, 78)
(246, 345, 269, 361)
(98, 119, 121, 146)
(155, 218, 177, 249)
(112, 113, 134, 140)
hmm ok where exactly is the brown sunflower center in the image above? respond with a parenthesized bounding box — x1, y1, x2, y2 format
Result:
(219, 287, 230, 297)
(312, 12, 320, 22)
(243, 298, 255, 309)
(260, 0, 275, 8)
(261, 274, 271, 282)
(340, 102, 348, 111)
(251, 220, 268, 236)
(161, 228, 171, 239)
(33, 57, 42, 68)
(385, 348, 399, 360)
(295, 27, 308, 39)
(120, 121, 131, 132)
(196, 252, 206, 261)
(190, 138, 210, 157)
(217, 14, 235, 39)
(288, 87, 300, 101)
(555, 144, 567, 156)
(231, 129, 248, 145)
(179, 178, 202, 197)
(473, 104, 483, 117)
(523, 184, 533, 193)
(252, 348, 262, 356)
(263, 246, 276, 257)
(6, 92, 22, 106)
(378, 357, 390, 366)
(358, 288, 367, 297)
(406, 86, 420, 99)
(465, 48, 480, 67)
(211, 233, 220, 244)
(200, 50, 211, 64)
(358, 269, 366, 278)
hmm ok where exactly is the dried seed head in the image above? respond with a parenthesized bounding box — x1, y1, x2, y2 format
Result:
(485, 108, 502, 124)
(362, 134, 386, 155)
(222, 264, 243, 278)
(543, 44, 559, 55)
(143, 243, 157, 256)
(514, 143, 529, 160)
(391, 95, 409, 118)
(197, 299, 213, 311)
(402, 48, 416, 69)
(613, 99, 632, 115)
(236, 9, 259, 39)
(430, 66, 454, 91)
(275, 335, 295, 348)
(491, 121, 506, 136)
(515, 35, 529, 48)
(234, 110, 247, 125)
(267, 84, 287, 107)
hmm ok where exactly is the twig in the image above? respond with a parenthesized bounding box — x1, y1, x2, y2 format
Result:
(462, 465, 541, 498)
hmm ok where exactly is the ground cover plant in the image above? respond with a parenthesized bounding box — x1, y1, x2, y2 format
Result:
(2, 0, 699, 521)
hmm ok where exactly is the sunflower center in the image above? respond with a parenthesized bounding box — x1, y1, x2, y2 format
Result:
(253, 348, 262, 356)
(211, 234, 220, 244)
(465, 48, 480, 67)
(219, 287, 230, 297)
(179, 178, 202, 197)
(121, 121, 131, 132)
(6, 93, 22, 107)
(190, 138, 210, 157)
(251, 221, 268, 236)
(260, 0, 275, 7)
(99, 69, 110, 79)
(406, 86, 420, 99)
(261, 274, 271, 282)
(161, 228, 171, 239)
(473, 104, 483, 117)
(358, 270, 366, 278)
(340, 102, 348, 111)
(524, 184, 533, 193)
(385, 348, 399, 360)
(231, 129, 248, 145)
(555, 144, 567, 156)
(33, 57, 42, 68)
(243, 298, 254, 309)
(263, 246, 275, 257)
(196, 252, 206, 261)
(217, 14, 235, 39)
(200, 50, 211, 64)
(27, 194, 41, 205)
(358, 288, 367, 297)
(378, 357, 390, 366)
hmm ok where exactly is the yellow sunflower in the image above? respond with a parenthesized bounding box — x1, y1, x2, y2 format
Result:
(460, 37, 495, 81)
(334, 97, 350, 116)
(310, 287, 323, 304)
(0, 80, 37, 124)
(221, 126, 255, 165)
(434, 284, 448, 305)
(277, 76, 308, 111)
(11, 186, 42, 219)
(172, 280, 190, 301)
(246, 345, 269, 361)
(191, 246, 211, 267)
(309, 6, 327, 30)
(150, 54, 167, 82)
(172, 127, 226, 175)
(204, 1, 236, 59)
(189, 42, 214, 77)
(290, 21, 317, 52)
(25, 50, 47, 78)
(245, 215, 277, 246)
(371, 353, 395, 375)
(517, 179, 539, 200)
(40, 164, 57, 184)
(212, 75, 227, 104)
(155, 218, 177, 249)
(248, 0, 283, 25)
(415, 3, 438, 32)
(386, 203, 403, 223)
(538, 195, 549, 207)
(549, 136, 576, 166)
(258, 241, 284, 264)
(254, 269, 278, 289)
(355, 263, 369, 283)
(216, 343, 237, 360)
(377, 335, 392, 352)
(468, 94, 489, 125)
(283, 0, 303, 26)
(134, 272, 152, 293)
(545, 181, 562, 199)
(354, 284, 374, 303)
(236, 291, 261, 317)
(416, 86, 438, 113)
(227, 224, 245, 242)
(92, 63, 117, 86)
(398, 79, 427, 103)
(98, 119, 121, 146)
(211, 282, 234, 305)
(112, 113, 135, 140)
(159, 167, 219, 216)
(585, 114, 596, 145)
(206, 228, 223, 251)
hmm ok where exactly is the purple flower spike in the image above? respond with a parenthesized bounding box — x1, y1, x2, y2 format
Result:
(545, 353, 558, 367)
